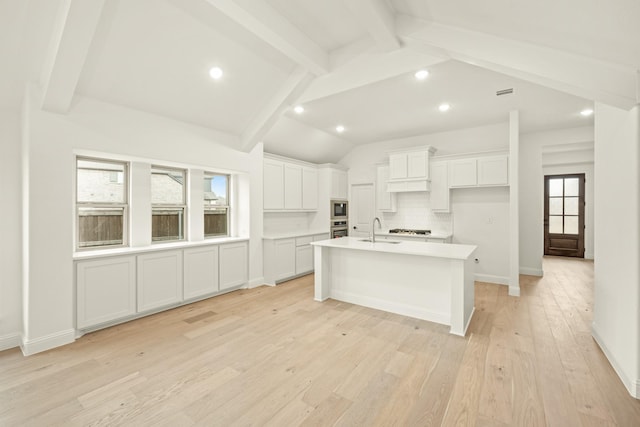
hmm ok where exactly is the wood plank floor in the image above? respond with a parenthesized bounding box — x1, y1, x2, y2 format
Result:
(1, 256, 639, 426)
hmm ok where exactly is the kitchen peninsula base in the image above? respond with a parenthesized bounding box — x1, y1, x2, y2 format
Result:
(311, 237, 477, 336)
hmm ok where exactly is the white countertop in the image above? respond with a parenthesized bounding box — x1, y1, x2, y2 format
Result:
(311, 237, 476, 260)
(263, 230, 329, 240)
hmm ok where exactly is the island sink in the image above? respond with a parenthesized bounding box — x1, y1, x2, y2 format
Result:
(359, 239, 401, 244)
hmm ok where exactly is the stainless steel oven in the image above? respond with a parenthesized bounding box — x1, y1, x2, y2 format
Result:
(330, 200, 348, 220)
(330, 220, 348, 238)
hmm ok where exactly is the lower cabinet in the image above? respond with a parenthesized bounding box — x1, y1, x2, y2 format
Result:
(76, 256, 136, 329)
(264, 233, 326, 284)
(220, 242, 249, 290)
(76, 240, 248, 330)
(137, 250, 183, 312)
(184, 246, 219, 299)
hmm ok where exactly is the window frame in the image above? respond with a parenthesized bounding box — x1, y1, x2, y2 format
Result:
(75, 156, 129, 251)
(151, 165, 188, 243)
(203, 172, 231, 239)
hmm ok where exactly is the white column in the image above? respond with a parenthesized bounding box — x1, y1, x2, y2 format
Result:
(509, 110, 520, 296)
(129, 162, 151, 247)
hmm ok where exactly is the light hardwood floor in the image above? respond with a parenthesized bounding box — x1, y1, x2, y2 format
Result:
(1, 256, 639, 426)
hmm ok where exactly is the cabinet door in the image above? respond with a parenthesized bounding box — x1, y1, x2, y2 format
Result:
(449, 158, 477, 187)
(430, 161, 450, 212)
(407, 151, 427, 178)
(376, 165, 396, 211)
(389, 154, 407, 179)
(137, 250, 183, 312)
(284, 164, 302, 209)
(302, 167, 318, 210)
(264, 159, 284, 209)
(183, 246, 219, 299)
(331, 170, 348, 200)
(295, 245, 313, 275)
(219, 242, 248, 290)
(77, 256, 136, 329)
(478, 156, 509, 186)
(274, 238, 296, 280)
(313, 233, 330, 241)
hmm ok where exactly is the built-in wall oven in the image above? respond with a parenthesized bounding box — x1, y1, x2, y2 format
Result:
(331, 220, 348, 238)
(330, 200, 348, 220)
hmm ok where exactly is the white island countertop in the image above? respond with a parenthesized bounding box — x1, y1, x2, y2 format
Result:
(311, 237, 476, 260)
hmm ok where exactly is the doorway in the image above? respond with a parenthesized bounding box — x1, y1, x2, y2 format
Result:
(350, 183, 375, 238)
(544, 174, 585, 257)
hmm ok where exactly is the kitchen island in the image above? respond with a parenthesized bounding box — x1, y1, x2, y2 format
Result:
(311, 237, 477, 336)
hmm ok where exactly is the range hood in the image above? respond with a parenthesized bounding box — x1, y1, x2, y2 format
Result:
(386, 146, 435, 193)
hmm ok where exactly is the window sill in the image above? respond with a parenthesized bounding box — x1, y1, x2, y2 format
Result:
(73, 236, 249, 260)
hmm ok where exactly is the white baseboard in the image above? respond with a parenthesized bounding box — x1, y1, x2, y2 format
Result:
(247, 277, 268, 288)
(474, 273, 509, 285)
(21, 329, 75, 356)
(508, 286, 521, 297)
(520, 267, 543, 276)
(585, 252, 594, 260)
(0, 333, 22, 352)
(592, 322, 639, 399)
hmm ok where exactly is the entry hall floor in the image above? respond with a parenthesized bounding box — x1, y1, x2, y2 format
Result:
(1, 257, 639, 425)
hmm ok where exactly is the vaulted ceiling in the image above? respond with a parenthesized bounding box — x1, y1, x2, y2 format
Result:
(2, 0, 638, 164)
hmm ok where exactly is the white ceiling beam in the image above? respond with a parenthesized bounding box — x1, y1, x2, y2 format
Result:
(298, 44, 447, 104)
(40, 0, 105, 113)
(241, 67, 315, 152)
(204, 0, 329, 76)
(345, 0, 400, 51)
(397, 15, 638, 110)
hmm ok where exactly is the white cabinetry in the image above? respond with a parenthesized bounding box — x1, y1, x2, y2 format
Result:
(302, 167, 318, 210)
(219, 241, 248, 290)
(263, 233, 326, 284)
(264, 159, 285, 210)
(430, 161, 450, 212)
(450, 155, 509, 188)
(183, 246, 219, 299)
(264, 156, 318, 211)
(76, 256, 136, 329)
(387, 146, 436, 192)
(478, 156, 509, 186)
(295, 236, 314, 275)
(137, 250, 183, 312)
(376, 165, 397, 212)
(331, 169, 348, 200)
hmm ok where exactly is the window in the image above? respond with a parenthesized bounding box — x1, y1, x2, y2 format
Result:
(151, 166, 186, 242)
(76, 157, 128, 249)
(204, 173, 229, 238)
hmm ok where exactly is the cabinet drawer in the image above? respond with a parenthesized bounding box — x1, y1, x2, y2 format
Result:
(295, 236, 313, 246)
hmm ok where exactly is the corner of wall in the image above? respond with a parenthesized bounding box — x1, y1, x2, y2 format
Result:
(20, 329, 75, 356)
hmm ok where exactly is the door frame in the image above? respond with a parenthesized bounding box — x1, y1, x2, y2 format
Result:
(543, 173, 586, 258)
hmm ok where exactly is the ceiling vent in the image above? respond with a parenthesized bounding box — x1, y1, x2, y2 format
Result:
(496, 88, 514, 96)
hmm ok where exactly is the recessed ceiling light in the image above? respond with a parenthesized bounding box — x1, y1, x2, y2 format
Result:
(580, 108, 594, 117)
(439, 103, 451, 112)
(336, 125, 345, 133)
(415, 69, 429, 80)
(294, 105, 305, 114)
(209, 67, 223, 80)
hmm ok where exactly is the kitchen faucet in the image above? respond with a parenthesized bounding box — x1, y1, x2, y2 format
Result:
(371, 217, 381, 243)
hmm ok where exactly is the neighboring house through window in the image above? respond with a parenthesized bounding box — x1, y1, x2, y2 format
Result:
(204, 173, 230, 238)
(151, 166, 186, 242)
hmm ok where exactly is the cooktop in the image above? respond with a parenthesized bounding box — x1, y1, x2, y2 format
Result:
(388, 228, 431, 235)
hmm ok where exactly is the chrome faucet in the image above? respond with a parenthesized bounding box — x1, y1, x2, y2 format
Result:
(372, 217, 381, 243)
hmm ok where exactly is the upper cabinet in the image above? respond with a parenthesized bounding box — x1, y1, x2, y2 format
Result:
(387, 146, 436, 192)
(430, 161, 450, 212)
(264, 156, 318, 211)
(330, 169, 348, 200)
(449, 155, 509, 188)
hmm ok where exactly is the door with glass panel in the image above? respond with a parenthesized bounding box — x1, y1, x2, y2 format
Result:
(544, 174, 585, 257)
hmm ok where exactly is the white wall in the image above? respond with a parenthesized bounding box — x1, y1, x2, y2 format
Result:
(341, 123, 511, 283)
(519, 126, 594, 275)
(0, 111, 23, 350)
(592, 103, 640, 398)
(21, 91, 263, 353)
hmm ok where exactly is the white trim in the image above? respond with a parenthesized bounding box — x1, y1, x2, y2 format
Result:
(585, 252, 594, 260)
(20, 329, 75, 356)
(247, 277, 268, 288)
(474, 273, 509, 285)
(508, 286, 521, 297)
(520, 267, 543, 276)
(456, 307, 476, 337)
(0, 333, 22, 352)
(592, 322, 640, 398)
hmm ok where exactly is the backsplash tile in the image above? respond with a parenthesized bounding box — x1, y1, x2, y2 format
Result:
(380, 192, 452, 234)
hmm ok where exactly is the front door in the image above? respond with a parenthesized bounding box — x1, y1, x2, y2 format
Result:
(350, 183, 375, 238)
(544, 174, 585, 258)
